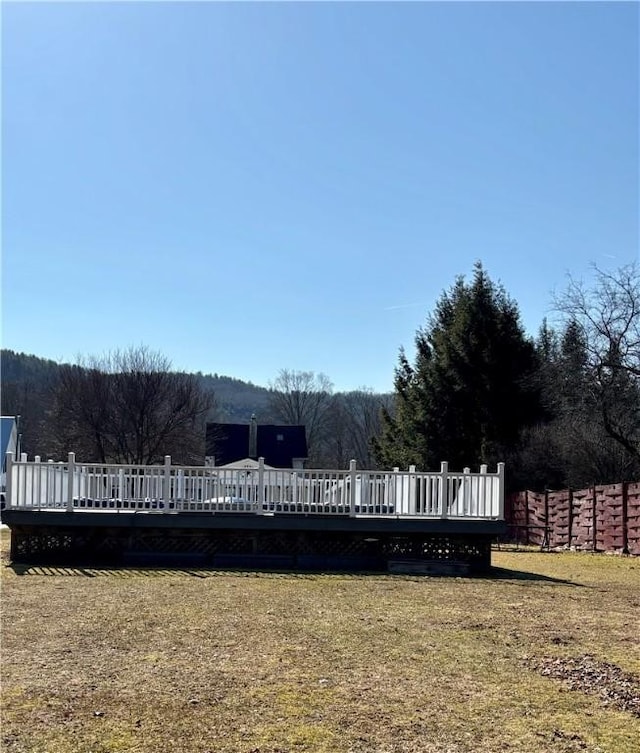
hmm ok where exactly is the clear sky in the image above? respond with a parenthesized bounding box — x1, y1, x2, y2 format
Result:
(2, 1, 638, 393)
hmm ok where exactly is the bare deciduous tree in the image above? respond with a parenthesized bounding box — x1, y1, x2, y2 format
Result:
(322, 390, 392, 469)
(556, 263, 640, 463)
(267, 369, 333, 464)
(52, 346, 214, 464)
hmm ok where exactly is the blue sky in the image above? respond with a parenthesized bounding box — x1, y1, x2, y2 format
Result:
(2, 1, 638, 393)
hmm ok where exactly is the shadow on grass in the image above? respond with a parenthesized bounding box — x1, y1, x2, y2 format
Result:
(478, 566, 583, 585)
(6, 562, 216, 578)
(5, 562, 582, 585)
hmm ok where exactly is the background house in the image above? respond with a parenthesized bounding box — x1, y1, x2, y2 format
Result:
(1, 416, 19, 490)
(206, 415, 307, 469)
(1, 416, 19, 464)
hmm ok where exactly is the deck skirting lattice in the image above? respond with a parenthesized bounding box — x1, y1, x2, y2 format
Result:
(8, 519, 494, 572)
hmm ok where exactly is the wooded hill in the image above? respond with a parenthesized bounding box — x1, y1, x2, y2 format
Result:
(0, 350, 390, 469)
(1, 349, 273, 457)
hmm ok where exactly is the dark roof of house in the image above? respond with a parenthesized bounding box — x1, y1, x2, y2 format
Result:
(206, 423, 308, 468)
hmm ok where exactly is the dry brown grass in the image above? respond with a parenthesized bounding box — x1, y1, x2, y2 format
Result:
(1, 530, 639, 753)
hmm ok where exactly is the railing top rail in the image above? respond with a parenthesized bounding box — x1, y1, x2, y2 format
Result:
(6, 453, 504, 477)
(7, 458, 168, 471)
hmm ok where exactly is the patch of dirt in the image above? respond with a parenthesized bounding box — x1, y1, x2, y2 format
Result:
(530, 654, 640, 717)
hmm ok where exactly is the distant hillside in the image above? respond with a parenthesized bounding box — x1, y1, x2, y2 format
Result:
(1, 350, 64, 385)
(1, 350, 61, 457)
(1, 350, 272, 419)
(0, 349, 274, 455)
(195, 373, 271, 422)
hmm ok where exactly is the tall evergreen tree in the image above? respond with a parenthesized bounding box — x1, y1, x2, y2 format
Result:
(557, 320, 591, 415)
(374, 263, 541, 471)
(374, 346, 430, 469)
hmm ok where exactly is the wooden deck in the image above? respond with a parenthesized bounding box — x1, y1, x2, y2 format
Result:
(2, 455, 505, 572)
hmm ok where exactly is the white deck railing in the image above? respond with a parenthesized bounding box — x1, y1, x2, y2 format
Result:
(3, 453, 505, 520)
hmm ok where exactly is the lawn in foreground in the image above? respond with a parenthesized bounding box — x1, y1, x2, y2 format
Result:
(1, 534, 638, 753)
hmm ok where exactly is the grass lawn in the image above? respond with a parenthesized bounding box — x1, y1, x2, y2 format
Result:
(1, 530, 638, 753)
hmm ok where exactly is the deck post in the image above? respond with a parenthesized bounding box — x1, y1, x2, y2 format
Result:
(34, 456, 41, 510)
(164, 455, 171, 512)
(408, 465, 416, 516)
(439, 461, 448, 518)
(257, 457, 265, 513)
(480, 464, 488, 517)
(47, 459, 54, 508)
(392, 468, 399, 514)
(349, 459, 357, 517)
(463, 467, 470, 516)
(5, 451, 14, 509)
(292, 467, 298, 507)
(66, 452, 75, 512)
(497, 462, 505, 520)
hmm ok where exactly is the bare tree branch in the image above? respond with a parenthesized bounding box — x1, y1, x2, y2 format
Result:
(555, 263, 640, 462)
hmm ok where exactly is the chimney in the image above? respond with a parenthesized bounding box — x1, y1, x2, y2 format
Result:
(249, 414, 258, 458)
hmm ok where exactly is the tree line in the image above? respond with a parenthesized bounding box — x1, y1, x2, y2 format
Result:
(2, 261, 639, 489)
(0, 349, 390, 469)
(373, 262, 640, 490)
